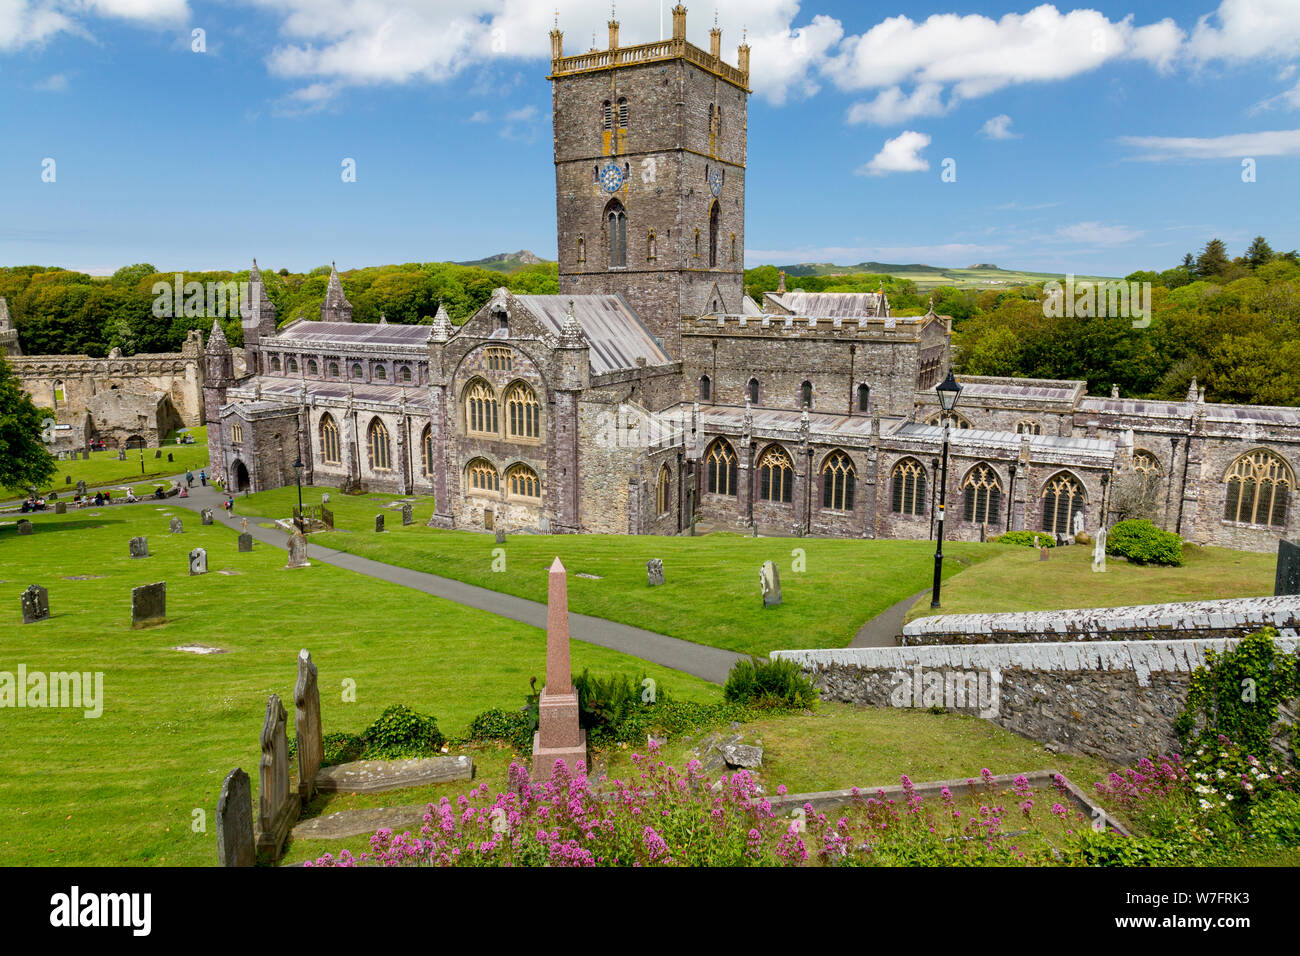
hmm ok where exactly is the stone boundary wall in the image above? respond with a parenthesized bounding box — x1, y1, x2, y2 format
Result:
(901, 596, 1300, 646)
(772, 637, 1300, 763)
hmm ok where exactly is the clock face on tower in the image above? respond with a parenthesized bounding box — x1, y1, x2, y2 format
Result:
(598, 161, 625, 194)
(709, 168, 723, 197)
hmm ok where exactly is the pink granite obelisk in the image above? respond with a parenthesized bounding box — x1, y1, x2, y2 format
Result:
(532, 557, 587, 780)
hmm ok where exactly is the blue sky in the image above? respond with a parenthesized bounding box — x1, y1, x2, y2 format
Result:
(1, 0, 1297, 276)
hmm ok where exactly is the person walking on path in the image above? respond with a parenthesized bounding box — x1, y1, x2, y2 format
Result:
(186, 471, 194, 488)
(223, 493, 234, 513)
(199, 470, 208, 487)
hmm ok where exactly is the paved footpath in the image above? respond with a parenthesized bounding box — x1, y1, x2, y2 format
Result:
(169, 485, 744, 684)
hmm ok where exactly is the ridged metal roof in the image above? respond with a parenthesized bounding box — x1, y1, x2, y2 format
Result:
(276, 321, 432, 348)
(514, 294, 672, 375)
(767, 291, 887, 317)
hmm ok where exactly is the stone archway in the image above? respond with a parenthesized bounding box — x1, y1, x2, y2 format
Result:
(232, 460, 251, 493)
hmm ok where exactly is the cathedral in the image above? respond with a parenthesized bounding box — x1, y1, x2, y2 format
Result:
(204, 5, 1299, 552)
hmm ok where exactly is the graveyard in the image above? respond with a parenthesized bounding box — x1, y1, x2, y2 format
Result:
(0, 428, 209, 502)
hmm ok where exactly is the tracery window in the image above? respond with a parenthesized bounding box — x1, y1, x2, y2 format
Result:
(1041, 472, 1084, 535)
(656, 464, 671, 515)
(466, 458, 499, 494)
(1224, 450, 1291, 527)
(506, 463, 540, 500)
(705, 439, 738, 497)
(758, 446, 794, 504)
(466, 380, 499, 437)
(319, 414, 340, 464)
(822, 451, 856, 511)
(891, 458, 926, 516)
(962, 463, 1002, 525)
(505, 382, 541, 440)
(367, 418, 392, 471)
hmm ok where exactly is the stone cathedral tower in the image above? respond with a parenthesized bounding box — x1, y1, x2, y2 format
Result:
(548, 4, 750, 358)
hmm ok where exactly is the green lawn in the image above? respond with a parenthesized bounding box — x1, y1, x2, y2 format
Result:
(906, 541, 1275, 622)
(4, 427, 210, 499)
(234, 485, 996, 656)
(0, 503, 718, 866)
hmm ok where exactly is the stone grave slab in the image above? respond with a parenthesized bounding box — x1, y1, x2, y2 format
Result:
(17, 520, 33, 535)
(291, 804, 430, 842)
(129, 536, 149, 558)
(21, 585, 50, 624)
(294, 650, 322, 805)
(189, 548, 207, 575)
(169, 517, 183, 534)
(760, 560, 782, 608)
(315, 755, 474, 794)
(131, 582, 166, 628)
(647, 558, 664, 587)
(216, 768, 255, 867)
(237, 533, 253, 552)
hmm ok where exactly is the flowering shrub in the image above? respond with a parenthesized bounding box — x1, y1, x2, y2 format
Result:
(1187, 735, 1295, 819)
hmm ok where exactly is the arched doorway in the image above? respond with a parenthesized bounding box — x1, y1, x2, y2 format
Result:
(124, 434, 145, 450)
(232, 460, 250, 492)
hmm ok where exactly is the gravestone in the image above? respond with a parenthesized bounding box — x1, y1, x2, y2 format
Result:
(237, 533, 253, 553)
(321, 493, 330, 504)
(47, 491, 57, 500)
(54, 502, 66, 515)
(760, 560, 782, 608)
(65, 475, 71, 485)
(131, 582, 166, 628)
(154, 449, 162, 459)
(255, 694, 298, 861)
(1091, 527, 1107, 574)
(200, 509, 213, 526)
(532, 558, 588, 780)
(169, 518, 183, 534)
(21, 585, 50, 624)
(117, 448, 126, 460)
(189, 548, 208, 575)
(167, 453, 173, 462)
(401, 503, 413, 526)
(17, 520, 32, 535)
(286, 532, 310, 569)
(75, 480, 87, 496)
(647, 558, 664, 587)
(1276, 540, 1300, 596)
(128, 536, 148, 558)
(82, 449, 90, 460)
(1039, 546, 1050, 561)
(1071, 510, 1084, 537)
(484, 508, 494, 531)
(374, 514, 385, 533)
(216, 767, 255, 867)
(495, 529, 506, 544)
(294, 649, 322, 806)
(241, 518, 249, 533)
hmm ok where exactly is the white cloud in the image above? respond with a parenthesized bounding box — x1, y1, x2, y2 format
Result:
(34, 72, 70, 92)
(1186, 0, 1300, 62)
(846, 83, 945, 125)
(1251, 79, 1300, 114)
(0, 0, 186, 51)
(980, 114, 1019, 139)
(827, 6, 1183, 120)
(857, 130, 931, 176)
(1119, 128, 1300, 160)
(1050, 221, 1143, 246)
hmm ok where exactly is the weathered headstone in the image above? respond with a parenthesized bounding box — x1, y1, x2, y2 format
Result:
(131, 582, 166, 628)
(647, 558, 665, 587)
(1092, 527, 1107, 574)
(189, 548, 208, 575)
(216, 767, 255, 867)
(65, 475, 72, 485)
(47, 491, 57, 500)
(169, 517, 183, 534)
(286, 532, 310, 569)
(117, 448, 126, 460)
(760, 560, 782, 608)
(1071, 510, 1084, 537)
(167, 452, 174, 462)
(532, 558, 588, 780)
(17, 520, 33, 535)
(154, 449, 162, 459)
(321, 492, 330, 505)
(54, 502, 66, 515)
(128, 536, 148, 558)
(294, 649, 322, 806)
(1039, 546, 1050, 561)
(237, 532, 253, 552)
(82, 449, 90, 460)
(401, 503, 413, 526)
(255, 694, 298, 861)
(1276, 540, 1300, 596)
(21, 585, 49, 624)
(374, 514, 385, 533)
(200, 509, 213, 526)
(495, 529, 506, 544)
(75, 480, 87, 495)
(241, 517, 249, 533)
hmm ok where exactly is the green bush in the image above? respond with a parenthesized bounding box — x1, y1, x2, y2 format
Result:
(1249, 792, 1300, 847)
(995, 531, 1055, 548)
(574, 669, 667, 742)
(465, 707, 536, 753)
(294, 704, 445, 766)
(723, 657, 818, 710)
(1105, 519, 1184, 566)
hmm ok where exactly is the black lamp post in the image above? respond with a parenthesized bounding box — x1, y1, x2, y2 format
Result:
(930, 369, 963, 609)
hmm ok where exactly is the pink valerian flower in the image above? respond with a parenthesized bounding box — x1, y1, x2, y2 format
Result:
(980, 768, 995, 786)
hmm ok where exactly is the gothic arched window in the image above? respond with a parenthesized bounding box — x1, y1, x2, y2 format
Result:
(367, 418, 392, 472)
(506, 463, 540, 500)
(800, 380, 812, 408)
(329, 361, 339, 378)
(708, 201, 720, 268)
(891, 458, 927, 516)
(699, 375, 711, 401)
(319, 413, 340, 465)
(617, 96, 628, 129)
(822, 451, 856, 511)
(1131, 450, 1163, 515)
(308, 359, 319, 376)
(758, 446, 794, 504)
(857, 384, 870, 412)
(656, 464, 671, 515)
(705, 439, 738, 497)
(1224, 450, 1291, 526)
(505, 382, 541, 440)
(466, 380, 498, 437)
(288, 357, 299, 374)
(1041, 472, 1084, 535)
(605, 200, 627, 268)
(466, 458, 499, 495)
(962, 463, 1002, 525)
(1016, 419, 1041, 435)
(747, 378, 759, 405)
(421, 424, 433, 476)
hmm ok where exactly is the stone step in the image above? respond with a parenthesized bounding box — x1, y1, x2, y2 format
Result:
(315, 755, 473, 795)
(292, 804, 430, 841)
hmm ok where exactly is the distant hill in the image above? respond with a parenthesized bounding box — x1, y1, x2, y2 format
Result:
(768, 260, 1116, 290)
(455, 250, 549, 273)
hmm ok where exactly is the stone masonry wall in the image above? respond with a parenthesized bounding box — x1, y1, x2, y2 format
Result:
(774, 637, 1300, 763)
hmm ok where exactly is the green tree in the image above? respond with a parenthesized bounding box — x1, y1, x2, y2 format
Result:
(1195, 238, 1231, 278)
(1244, 236, 1275, 269)
(110, 263, 158, 288)
(0, 355, 56, 490)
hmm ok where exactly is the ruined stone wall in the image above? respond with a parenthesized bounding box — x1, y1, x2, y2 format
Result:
(774, 637, 1300, 763)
